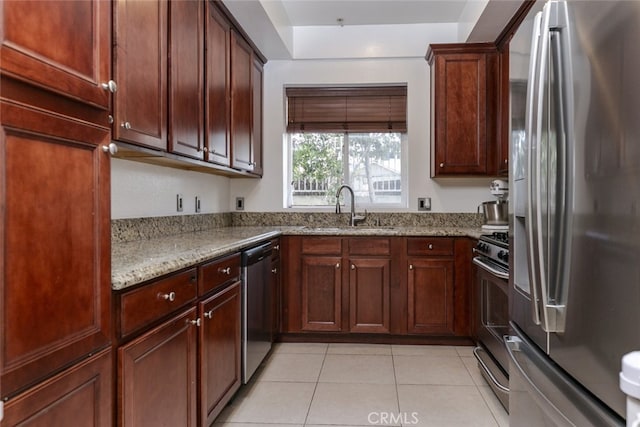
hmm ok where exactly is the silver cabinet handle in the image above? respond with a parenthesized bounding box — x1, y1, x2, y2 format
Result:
(335, 263, 340, 269)
(158, 291, 176, 302)
(409, 264, 414, 270)
(439, 162, 444, 168)
(218, 267, 231, 275)
(189, 318, 201, 327)
(203, 147, 208, 152)
(121, 121, 131, 130)
(351, 264, 355, 270)
(101, 142, 118, 155)
(428, 243, 433, 250)
(107, 115, 114, 124)
(274, 244, 280, 251)
(204, 310, 213, 319)
(101, 80, 117, 93)
(272, 268, 278, 274)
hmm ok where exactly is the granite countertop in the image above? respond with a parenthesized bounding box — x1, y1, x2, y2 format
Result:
(112, 225, 484, 290)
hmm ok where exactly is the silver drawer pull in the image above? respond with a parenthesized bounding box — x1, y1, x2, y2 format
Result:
(272, 268, 278, 274)
(204, 310, 213, 319)
(189, 318, 201, 327)
(409, 264, 414, 270)
(218, 267, 231, 275)
(158, 291, 176, 302)
(428, 244, 434, 250)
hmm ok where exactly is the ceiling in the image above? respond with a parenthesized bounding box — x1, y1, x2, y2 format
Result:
(222, 0, 521, 59)
(279, 0, 469, 27)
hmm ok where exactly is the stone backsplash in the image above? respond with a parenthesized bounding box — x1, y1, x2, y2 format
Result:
(112, 211, 483, 243)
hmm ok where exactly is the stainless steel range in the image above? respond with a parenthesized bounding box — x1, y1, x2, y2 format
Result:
(472, 232, 510, 411)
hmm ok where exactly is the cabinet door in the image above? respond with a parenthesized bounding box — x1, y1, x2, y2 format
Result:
(250, 57, 264, 176)
(113, 0, 167, 149)
(407, 258, 455, 335)
(432, 53, 488, 175)
(230, 31, 253, 172)
(169, 0, 204, 159)
(349, 258, 390, 334)
(119, 308, 197, 427)
(4, 348, 112, 427)
(301, 256, 343, 331)
(205, 3, 232, 166)
(199, 281, 241, 426)
(0, 0, 111, 110)
(1, 101, 111, 399)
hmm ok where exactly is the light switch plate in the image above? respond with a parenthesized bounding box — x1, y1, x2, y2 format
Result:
(235, 197, 245, 211)
(177, 194, 184, 212)
(418, 197, 431, 211)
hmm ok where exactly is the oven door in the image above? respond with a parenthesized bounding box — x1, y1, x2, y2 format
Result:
(473, 256, 511, 410)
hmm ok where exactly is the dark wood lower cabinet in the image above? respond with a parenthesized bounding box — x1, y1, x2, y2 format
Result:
(301, 255, 343, 332)
(118, 308, 197, 427)
(199, 281, 242, 426)
(283, 236, 470, 340)
(4, 348, 112, 427)
(349, 258, 390, 333)
(407, 258, 455, 335)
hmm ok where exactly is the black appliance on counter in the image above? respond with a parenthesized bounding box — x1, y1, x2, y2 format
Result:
(472, 231, 510, 411)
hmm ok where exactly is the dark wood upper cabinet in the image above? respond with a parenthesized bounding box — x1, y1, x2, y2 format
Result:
(169, 0, 204, 159)
(251, 57, 264, 176)
(113, 0, 167, 150)
(0, 0, 111, 112)
(230, 30, 254, 172)
(1, 100, 112, 399)
(427, 43, 500, 177)
(205, 3, 232, 167)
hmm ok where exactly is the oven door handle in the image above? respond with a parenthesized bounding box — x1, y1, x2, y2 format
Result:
(472, 257, 509, 280)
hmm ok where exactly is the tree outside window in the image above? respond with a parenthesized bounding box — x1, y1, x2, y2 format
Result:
(290, 132, 402, 207)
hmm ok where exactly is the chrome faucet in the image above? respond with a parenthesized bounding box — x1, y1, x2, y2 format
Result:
(335, 185, 367, 226)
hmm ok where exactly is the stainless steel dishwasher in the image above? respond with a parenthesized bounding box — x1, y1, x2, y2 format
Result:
(241, 241, 273, 383)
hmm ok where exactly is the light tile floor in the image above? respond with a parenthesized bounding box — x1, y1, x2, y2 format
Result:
(215, 343, 509, 427)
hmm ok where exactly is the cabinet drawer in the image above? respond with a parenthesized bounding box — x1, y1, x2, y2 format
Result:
(301, 237, 342, 255)
(200, 253, 241, 296)
(119, 268, 198, 338)
(348, 238, 391, 256)
(407, 237, 454, 256)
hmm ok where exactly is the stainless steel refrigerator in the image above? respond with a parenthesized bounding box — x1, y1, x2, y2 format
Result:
(508, 0, 640, 425)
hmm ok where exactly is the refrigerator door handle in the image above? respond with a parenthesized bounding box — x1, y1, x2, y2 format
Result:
(525, 10, 544, 326)
(548, 0, 573, 334)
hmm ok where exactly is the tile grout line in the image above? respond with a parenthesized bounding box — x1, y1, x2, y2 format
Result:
(391, 346, 403, 427)
(302, 343, 329, 427)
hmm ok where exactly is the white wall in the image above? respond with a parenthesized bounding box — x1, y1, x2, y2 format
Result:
(111, 158, 230, 219)
(229, 58, 495, 213)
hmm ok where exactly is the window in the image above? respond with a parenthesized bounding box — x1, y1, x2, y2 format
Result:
(286, 85, 407, 208)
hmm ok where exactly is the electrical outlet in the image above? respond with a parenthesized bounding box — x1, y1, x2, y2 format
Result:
(235, 197, 245, 211)
(418, 197, 431, 211)
(195, 196, 201, 213)
(176, 194, 183, 212)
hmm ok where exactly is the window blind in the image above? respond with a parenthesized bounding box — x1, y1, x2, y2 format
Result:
(286, 86, 407, 133)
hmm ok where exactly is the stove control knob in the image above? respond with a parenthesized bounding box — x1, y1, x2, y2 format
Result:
(503, 252, 509, 262)
(498, 250, 505, 261)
